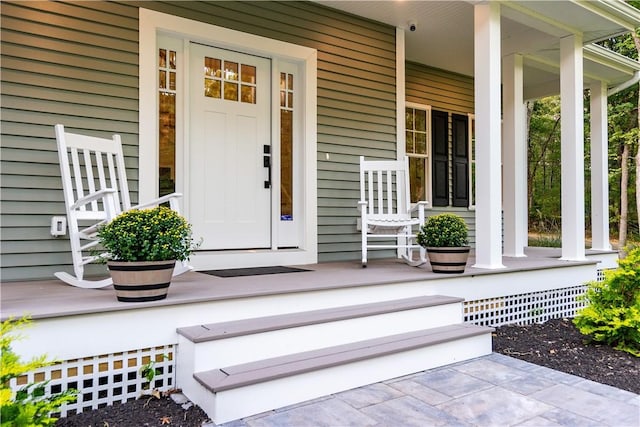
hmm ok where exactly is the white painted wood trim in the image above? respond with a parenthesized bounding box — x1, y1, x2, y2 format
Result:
(138, 8, 318, 267)
(590, 80, 611, 251)
(502, 54, 527, 257)
(473, 2, 505, 269)
(396, 27, 406, 160)
(560, 34, 586, 261)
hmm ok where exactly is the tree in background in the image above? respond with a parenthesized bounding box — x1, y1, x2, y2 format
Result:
(601, 20, 639, 248)
(527, 97, 562, 235)
(527, 14, 639, 247)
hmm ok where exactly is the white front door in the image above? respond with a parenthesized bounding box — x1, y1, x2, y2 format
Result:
(189, 43, 271, 250)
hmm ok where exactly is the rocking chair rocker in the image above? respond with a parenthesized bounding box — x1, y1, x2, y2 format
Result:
(358, 156, 429, 267)
(52, 124, 189, 288)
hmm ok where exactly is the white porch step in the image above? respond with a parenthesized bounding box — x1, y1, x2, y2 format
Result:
(191, 324, 492, 424)
(176, 295, 464, 371)
(176, 295, 493, 424)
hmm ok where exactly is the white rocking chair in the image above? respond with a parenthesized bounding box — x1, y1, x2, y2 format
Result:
(52, 124, 189, 288)
(358, 156, 429, 267)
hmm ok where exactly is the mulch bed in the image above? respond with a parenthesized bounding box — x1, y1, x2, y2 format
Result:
(56, 317, 638, 426)
(492, 317, 639, 394)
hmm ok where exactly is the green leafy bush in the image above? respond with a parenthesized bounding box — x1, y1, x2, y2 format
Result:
(98, 206, 197, 262)
(417, 213, 469, 247)
(1, 316, 77, 426)
(573, 247, 640, 356)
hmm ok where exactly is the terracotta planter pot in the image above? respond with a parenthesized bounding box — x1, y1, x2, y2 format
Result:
(426, 247, 470, 274)
(107, 260, 176, 302)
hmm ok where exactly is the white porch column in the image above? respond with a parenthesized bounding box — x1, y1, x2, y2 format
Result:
(502, 53, 527, 257)
(590, 80, 611, 250)
(560, 34, 586, 260)
(473, 2, 505, 269)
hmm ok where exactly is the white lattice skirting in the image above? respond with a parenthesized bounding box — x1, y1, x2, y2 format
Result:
(9, 345, 175, 417)
(463, 284, 588, 326)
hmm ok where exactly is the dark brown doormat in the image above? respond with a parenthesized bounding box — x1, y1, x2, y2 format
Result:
(200, 266, 310, 278)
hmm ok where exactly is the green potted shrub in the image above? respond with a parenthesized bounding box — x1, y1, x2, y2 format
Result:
(416, 213, 470, 273)
(98, 206, 197, 302)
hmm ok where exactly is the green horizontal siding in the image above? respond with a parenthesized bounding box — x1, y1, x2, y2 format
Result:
(406, 62, 474, 114)
(1, 0, 140, 281)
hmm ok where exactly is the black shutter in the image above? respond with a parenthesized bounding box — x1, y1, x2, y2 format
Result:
(452, 114, 469, 207)
(431, 110, 449, 207)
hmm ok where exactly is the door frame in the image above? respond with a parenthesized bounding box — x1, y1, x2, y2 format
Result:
(139, 8, 318, 269)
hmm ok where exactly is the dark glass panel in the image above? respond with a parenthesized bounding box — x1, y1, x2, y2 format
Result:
(204, 79, 221, 98)
(159, 49, 166, 68)
(224, 82, 238, 101)
(241, 85, 256, 104)
(224, 61, 238, 81)
(281, 110, 293, 220)
(241, 64, 256, 84)
(159, 93, 176, 196)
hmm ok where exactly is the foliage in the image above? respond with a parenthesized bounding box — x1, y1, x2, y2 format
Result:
(417, 213, 469, 247)
(527, 97, 562, 234)
(98, 206, 198, 262)
(527, 22, 640, 242)
(1, 316, 77, 426)
(573, 247, 640, 356)
(599, 22, 639, 240)
(139, 354, 169, 399)
(528, 234, 561, 248)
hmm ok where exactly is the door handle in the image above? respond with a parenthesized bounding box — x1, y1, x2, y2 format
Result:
(263, 145, 271, 188)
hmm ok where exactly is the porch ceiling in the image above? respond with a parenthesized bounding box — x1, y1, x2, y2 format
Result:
(317, 0, 640, 98)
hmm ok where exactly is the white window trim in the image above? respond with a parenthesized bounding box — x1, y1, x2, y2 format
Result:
(405, 102, 432, 206)
(468, 113, 476, 210)
(138, 8, 318, 267)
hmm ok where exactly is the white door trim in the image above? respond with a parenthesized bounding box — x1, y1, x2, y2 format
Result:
(139, 8, 318, 268)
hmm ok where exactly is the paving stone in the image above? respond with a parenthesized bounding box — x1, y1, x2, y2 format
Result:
(573, 378, 639, 404)
(388, 378, 453, 405)
(500, 372, 558, 395)
(245, 397, 377, 427)
(335, 382, 405, 409)
(361, 395, 470, 427)
(218, 420, 250, 427)
(531, 384, 640, 426)
(514, 415, 564, 426)
(530, 408, 605, 427)
(452, 358, 526, 385)
(273, 395, 333, 413)
(486, 353, 541, 372)
(436, 386, 553, 426)
(412, 368, 494, 398)
(530, 366, 584, 385)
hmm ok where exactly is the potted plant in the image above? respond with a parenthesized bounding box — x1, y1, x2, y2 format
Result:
(416, 213, 470, 273)
(98, 206, 196, 302)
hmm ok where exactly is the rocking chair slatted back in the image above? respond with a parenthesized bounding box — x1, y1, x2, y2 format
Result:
(360, 158, 411, 220)
(58, 127, 130, 217)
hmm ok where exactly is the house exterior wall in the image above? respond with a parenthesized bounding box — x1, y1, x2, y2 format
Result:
(0, 0, 397, 280)
(1, 1, 141, 281)
(405, 61, 476, 245)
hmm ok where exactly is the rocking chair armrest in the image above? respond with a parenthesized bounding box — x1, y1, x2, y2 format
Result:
(410, 201, 429, 213)
(357, 200, 368, 211)
(70, 188, 117, 210)
(132, 192, 183, 210)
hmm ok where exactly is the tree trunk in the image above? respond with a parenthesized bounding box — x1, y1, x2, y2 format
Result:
(620, 142, 629, 250)
(632, 30, 640, 244)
